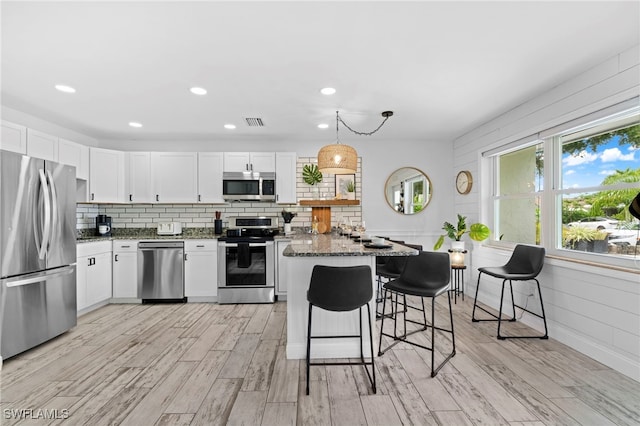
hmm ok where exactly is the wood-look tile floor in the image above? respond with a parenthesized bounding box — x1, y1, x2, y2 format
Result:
(1, 296, 639, 425)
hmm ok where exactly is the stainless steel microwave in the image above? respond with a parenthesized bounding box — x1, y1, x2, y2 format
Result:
(222, 172, 276, 201)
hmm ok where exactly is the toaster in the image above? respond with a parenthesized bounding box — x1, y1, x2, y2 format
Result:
(157, 221, 183, 235)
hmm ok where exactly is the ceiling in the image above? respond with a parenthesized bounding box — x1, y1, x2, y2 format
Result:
(2, 1, 639, 144)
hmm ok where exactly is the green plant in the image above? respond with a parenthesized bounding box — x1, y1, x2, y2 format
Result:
(345, 180, 355, 192)
(433, 214, 490, 250)
(563, 226, 604, 244)
(302, 164, 323, 185)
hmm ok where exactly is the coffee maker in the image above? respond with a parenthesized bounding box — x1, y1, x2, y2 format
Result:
(95, 215, 112, 237)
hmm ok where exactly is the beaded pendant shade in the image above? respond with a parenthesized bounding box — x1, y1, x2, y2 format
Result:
(317, 110, 392, 175)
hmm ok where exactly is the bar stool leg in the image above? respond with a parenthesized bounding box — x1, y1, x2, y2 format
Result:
(306, 303, 313, 395)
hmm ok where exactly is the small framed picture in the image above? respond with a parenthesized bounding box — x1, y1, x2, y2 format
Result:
(335, 174, 356, 198)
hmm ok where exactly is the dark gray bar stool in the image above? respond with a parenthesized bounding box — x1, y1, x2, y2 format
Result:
(306, 265, 376, 395)
(472, 244, 548, 339)
(378, 251, 456, 377)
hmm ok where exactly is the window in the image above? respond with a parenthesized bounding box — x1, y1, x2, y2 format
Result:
(489, 105, 640, 263)
(494, 142, 543, 245)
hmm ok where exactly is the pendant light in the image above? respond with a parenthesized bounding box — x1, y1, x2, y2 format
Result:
(317, 110, 393, 175)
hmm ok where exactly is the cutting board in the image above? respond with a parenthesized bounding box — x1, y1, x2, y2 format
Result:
(311, 207, 331, 233)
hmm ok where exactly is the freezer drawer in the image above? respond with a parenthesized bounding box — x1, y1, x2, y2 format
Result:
(0, 265, 76, 360)
(137, 242, 185, 301)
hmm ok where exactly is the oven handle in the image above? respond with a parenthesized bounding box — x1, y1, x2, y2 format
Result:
(222, 242, 269, 248)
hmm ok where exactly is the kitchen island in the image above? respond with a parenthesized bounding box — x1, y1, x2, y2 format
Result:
(281, 234, 418, 359)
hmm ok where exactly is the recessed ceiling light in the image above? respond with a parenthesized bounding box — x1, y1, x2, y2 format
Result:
(224, 124, 236, 130)
(129, 122, 143, 128)
(190, 87, 207, 95)
(55, 84, 76, 93)
(320, 87, 336, 95)
(318, 124, 329, 129)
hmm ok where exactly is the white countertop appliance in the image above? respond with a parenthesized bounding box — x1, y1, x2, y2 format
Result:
(157, 221, 182, 235)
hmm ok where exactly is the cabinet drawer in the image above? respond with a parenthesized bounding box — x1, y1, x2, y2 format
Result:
(185, 240, 218, 251)
(113, 240, 139, 252)
(77, 240, 112, 258)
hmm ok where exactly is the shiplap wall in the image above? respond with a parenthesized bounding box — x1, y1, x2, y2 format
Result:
(453, 45, 640, 381)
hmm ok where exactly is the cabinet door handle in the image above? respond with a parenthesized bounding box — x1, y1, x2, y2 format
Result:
(129, 194, 133, 202)
(121, 245, 130, 248)
(91, 193, 95, 201)
(196, 244, 204, 247)
(156, 194, 159, 202)
(184, 253, 188, 261)
(198, 194, 201, 202)
(114, 254, 119, 262)
(246, 163, 249, 171)
(276, 194, 279, 201)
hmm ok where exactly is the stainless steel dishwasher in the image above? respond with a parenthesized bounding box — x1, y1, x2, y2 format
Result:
(138, 241, 186, 302)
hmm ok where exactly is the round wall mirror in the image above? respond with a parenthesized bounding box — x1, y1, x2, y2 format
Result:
(384, 167, 432, 215)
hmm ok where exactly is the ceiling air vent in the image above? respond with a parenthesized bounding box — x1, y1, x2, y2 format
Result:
(244, 117, 265, 127)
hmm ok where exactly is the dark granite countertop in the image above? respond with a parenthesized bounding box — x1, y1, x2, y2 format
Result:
(77, 227, 220, 243)
(282, 234, 418, 257)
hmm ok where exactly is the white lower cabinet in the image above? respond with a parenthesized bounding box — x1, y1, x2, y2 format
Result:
(77, 241, 112, 313)
(275, 239, 291, 298)
(112, 240, 139, 299)
(184, 240, 218, 299)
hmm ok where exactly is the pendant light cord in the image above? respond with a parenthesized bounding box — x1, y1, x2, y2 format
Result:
(337, 110, 393, 136)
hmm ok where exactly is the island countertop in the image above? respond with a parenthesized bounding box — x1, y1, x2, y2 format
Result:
(282, 233, 418, 257)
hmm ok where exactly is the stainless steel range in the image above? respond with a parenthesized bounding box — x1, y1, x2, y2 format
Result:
(217, 216, 279, 304)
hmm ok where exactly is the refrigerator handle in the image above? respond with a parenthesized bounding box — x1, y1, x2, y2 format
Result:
(46, 169, 58, 253)
(37, 169, 52, 260)
(2, 265, 75, 288)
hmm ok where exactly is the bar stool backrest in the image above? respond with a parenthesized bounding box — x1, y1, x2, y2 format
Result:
(308, 265, 373, 312)
(503, 245, 545, 278)
(399, 251, 450, 290)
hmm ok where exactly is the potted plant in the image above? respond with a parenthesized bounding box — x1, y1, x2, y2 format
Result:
(433, 214, 490, 250)
(591, 230, 609, 253)
(345, 180, 356, 200)
(302, 164, 323, 198)
(563, 226, 609, 252)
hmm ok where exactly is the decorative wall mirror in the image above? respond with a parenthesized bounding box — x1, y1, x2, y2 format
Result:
(384, 167, 432, 214)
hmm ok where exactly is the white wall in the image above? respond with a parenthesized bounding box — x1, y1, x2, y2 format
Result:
(454, 45, 640, 381)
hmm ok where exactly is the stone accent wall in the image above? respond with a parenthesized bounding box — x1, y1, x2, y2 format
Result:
(77, 156, 362, 232)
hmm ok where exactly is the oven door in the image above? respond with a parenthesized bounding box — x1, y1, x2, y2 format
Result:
(217, 241, 275, 303)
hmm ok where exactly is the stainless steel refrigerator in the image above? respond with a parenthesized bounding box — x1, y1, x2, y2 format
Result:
(0, 150, 77, 361)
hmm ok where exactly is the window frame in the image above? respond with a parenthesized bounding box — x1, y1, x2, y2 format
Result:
(486, 103, 640, 269)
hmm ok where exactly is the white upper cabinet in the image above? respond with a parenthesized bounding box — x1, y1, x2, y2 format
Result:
(224, 152, 275, 173)
(89, 147, 126, 203)
(275, 152, 297, 204)
(151, 152, 198, 203)
(126, 152, 153, 203)
(197, 152, 224, 203)
(58, 138, 89, 180)
(27, 129, 58, 161)
(1, 121, 27, 154)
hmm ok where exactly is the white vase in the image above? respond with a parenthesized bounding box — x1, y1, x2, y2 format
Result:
(284, 223, 292, 235)
(451, 241, 465, 251)
(346, 192, 355, 200)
